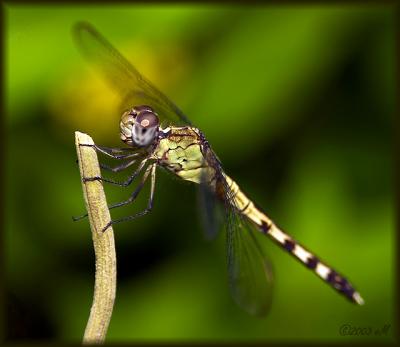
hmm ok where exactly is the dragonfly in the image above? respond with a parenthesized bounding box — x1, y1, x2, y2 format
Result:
(73, 22, 364, 315)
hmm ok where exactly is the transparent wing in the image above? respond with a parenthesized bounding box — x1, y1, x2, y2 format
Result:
(206, 147, 274, 316)
(197, 161, 223, 240)
(73, 21, 192, 126)
(224, 180, 274, 316)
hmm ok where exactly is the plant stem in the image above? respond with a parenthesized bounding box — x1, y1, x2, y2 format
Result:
(75, 131, 116, 344)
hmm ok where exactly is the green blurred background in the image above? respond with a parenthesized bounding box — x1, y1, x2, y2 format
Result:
(5, 4, 395, 342)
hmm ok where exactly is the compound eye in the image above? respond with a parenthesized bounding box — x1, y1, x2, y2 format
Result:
(132, 111, 160, 146)
(136, 111, 159, 129)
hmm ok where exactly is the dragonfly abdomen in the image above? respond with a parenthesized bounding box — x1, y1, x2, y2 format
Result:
(223, 174, 364, 306)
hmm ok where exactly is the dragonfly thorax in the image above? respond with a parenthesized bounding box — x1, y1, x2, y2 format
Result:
(120, 105, 160, 147)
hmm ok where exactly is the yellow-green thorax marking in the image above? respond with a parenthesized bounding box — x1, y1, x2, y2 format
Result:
(152, 126, 215, 184)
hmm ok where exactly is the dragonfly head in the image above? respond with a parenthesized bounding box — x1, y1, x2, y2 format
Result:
(120, 105, 160, 147)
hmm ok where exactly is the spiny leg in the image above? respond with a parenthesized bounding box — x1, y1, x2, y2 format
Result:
(81, 144, 135, 153)
(72, 159, 149, 221)
(100, 158, 138, 173)
(82, 158, 149, 187)
(79, 143, 143, 160)
(106, 163, 153, 211)
(97, 145, 136, 153)
(102, 163, 157, 232)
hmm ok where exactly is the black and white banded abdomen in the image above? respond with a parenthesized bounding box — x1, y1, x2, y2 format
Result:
(223, 173, 364, 305)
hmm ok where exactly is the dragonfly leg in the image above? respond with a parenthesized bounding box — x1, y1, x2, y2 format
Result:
(111, 152, 144, 160)
(73, 159, 150, 221)
(100, 158, 138, 173)
(97, 145, 136, 152)
(79, 143, 142, 160)
(106, 162, 152, 211)
(102, 163, 156, 232)
(81, 158, 149, 187)
(72, 213, 88, 222)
